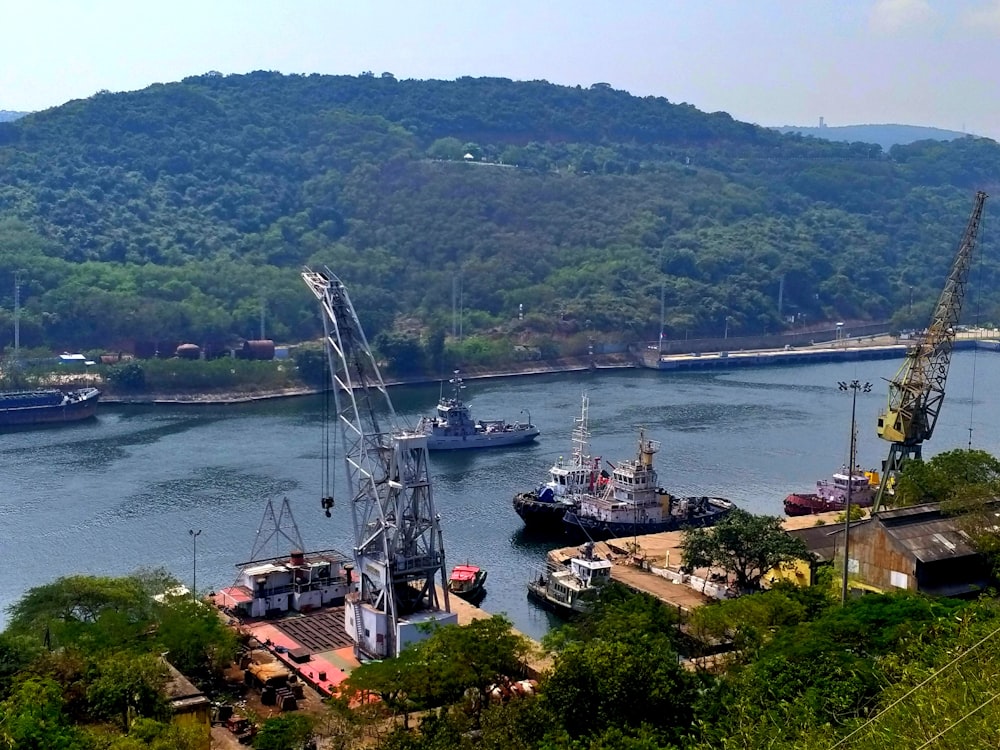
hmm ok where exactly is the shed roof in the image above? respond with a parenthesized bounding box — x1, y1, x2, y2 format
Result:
(788, 523, 850, 562)
(875, 502, 979, 563)
(884, 518, 976, 563)
(161, 658, 205, 702)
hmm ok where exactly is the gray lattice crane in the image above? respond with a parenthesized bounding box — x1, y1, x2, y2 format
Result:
(873, 190, 988, 511)
(302, 266, 454, 659)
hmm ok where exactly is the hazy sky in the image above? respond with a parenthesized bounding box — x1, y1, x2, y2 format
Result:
(2, 0, 999, 138)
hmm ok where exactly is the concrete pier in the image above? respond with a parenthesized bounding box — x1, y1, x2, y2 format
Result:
(548, 511, 844, 613)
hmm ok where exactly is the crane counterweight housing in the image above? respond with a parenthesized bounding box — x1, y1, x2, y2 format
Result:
(302, 266, 455, 659)
(874, 190, 988, 511)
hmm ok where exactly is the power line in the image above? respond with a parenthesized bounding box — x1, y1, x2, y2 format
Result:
(914, 690, 1000, 749)
(830, 622, 1000, 749)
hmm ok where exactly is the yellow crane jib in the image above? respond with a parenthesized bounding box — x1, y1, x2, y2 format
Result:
(873, 190, 988, 512)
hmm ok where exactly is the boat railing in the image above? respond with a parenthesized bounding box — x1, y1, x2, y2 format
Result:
(292, 576, 348, 593)
(253, 583, 295, 598)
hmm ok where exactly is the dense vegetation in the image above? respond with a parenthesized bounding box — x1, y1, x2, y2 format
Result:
(0, 73, 999, 362)
(0, 570, 237, 749)
(9, 574, 1000, 749)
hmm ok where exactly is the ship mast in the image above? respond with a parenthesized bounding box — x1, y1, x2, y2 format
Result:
(571, 393, 592, 467)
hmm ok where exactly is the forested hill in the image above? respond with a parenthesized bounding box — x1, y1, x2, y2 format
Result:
(774, 123, 970, 150)
(1, 71, 999, 354)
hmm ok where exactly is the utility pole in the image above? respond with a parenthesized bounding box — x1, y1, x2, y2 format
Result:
(658, 283, 666, 354)
(838, 380, 872, 605)
(13, 270, 22, 364)
(188, 529, 202, 601)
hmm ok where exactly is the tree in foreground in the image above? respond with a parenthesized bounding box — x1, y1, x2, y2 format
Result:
(895, 448, 1000, 506)
(0, 676, 89, 750)
(544, 636, 696, 745)
(343, 615, 532, 728)
(686, 583, 832, 668)
(681, 509, 809, 593)
(253, 713, 315, 750)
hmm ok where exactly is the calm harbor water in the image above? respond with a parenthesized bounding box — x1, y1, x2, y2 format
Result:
(4, 351, 1000, 640)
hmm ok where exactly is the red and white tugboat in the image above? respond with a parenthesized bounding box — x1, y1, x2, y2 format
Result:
(783, 466, 878, 516)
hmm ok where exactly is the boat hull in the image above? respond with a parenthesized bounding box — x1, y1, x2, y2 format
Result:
(0, 388, 100, 429)
(563, 498, 734, 541)
(526, 581, 585, 618)
(427, 427, 539, 451)
(448, 567, 487, 603)
(512, 492, 575, 531)
(783, 492, 874, 516)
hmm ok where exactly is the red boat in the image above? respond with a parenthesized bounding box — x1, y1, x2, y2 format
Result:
(784, 467, 878, 516)
(447, 564, 487, 602)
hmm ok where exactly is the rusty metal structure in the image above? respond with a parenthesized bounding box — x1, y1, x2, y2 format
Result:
(874, 190, 988, 511)
(301, 266, 452, 659)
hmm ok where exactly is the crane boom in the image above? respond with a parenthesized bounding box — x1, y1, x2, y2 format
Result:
(302, 266, 453, 659)
(873, 190, 988, 511)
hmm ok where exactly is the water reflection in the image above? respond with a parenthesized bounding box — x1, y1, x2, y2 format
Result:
(3, 353, 999, 642)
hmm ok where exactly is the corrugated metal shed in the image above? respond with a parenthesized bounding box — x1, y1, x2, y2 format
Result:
(880, 507, 976, 562)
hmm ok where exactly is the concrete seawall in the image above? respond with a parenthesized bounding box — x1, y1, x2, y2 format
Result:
(642, 338, 1000, 373)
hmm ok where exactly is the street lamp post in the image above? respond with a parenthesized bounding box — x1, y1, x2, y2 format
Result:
(724, 316, 731, 339)
(837, 380, 872, 605)
(188, 529, 202, 601)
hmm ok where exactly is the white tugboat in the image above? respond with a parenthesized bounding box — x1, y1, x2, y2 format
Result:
(417, 370, 539, 450)
(562, 430, 735, 540)
(513, 393, 605, 531)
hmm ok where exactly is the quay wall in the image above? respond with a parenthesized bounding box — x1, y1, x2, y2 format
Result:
(641, 337, 999, 372)
(646, 321, 893, 356)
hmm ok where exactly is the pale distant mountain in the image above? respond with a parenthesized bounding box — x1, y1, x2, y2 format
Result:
(0, 110, 29, 122)
(773, 123, 976, 150)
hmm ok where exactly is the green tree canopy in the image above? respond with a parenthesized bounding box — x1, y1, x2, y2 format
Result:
(543, 636, 695, 744)
(681, 509, 809, 593)
(253, 714, 315, 750)
(0, 676, 89, 750)
(895, 447, 1000, 505)
(1, 74, 998, 355)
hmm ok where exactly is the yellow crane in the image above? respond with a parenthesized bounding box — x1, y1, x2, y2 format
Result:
(873, 190, 988, 512)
